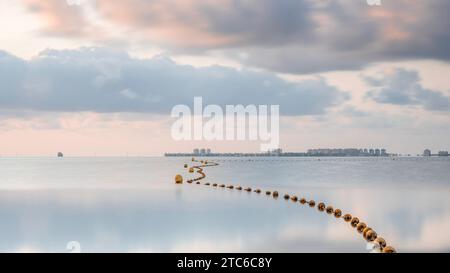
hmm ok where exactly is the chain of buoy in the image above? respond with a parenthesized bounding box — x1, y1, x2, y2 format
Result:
(175, 158, 396, 253)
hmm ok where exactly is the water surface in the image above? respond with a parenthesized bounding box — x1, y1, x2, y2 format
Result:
(0, 157, 449, 252)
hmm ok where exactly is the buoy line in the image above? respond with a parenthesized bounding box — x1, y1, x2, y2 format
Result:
(175, 158, 396, 253)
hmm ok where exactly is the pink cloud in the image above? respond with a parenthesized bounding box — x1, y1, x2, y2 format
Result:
(23, 0, 87, 36)
(95, 0, 241, 48)
(15, 0, 450, 76)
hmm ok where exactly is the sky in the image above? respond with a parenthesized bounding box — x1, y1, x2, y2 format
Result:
(0, 0, 449, 156)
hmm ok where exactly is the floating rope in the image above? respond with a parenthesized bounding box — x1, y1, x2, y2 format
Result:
(175, 159, 396, 253)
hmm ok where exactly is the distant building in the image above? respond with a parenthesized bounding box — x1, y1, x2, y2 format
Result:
(438, 151, 449, 157)
(166, 147, 390, 157)
(305, 148, 386, 157)
(269, 148, 283, 156)
(423, 149, 431, 156)
(343, 148, 359, 156)
(191, 148, 213, 156)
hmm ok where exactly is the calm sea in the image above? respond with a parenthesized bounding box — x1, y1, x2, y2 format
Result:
(0, 156, 449, 252)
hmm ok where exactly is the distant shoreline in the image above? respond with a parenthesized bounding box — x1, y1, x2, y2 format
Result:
(165, 153, 450, 158)
(164, 153, 394, 157)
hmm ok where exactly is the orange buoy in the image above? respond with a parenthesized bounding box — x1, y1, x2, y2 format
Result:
(374, 237, 386, 249)
(291, 196, 298, 202)
(265, 191, 271, 195)
(343, 214, 352, 222)
(273, 191, 279, 198)
(318, 202, 326, 212)
(350, 217, 360, 228)
(382, 246, 396, 253)
(365, 230, 377, 242)
(362, 227, 373, 238)
(299, 198, 307, 204)
(356, 222, 367, 233)
(284, 194, 290, 200)
(175, 174, 183, 184)
(326, 206, 334, 214)
(308, 200, 316, 207)
(334, 209, 342, 218)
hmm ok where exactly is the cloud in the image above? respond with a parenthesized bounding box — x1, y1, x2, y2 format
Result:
(19, 0, 450, 74)
(365, 68, 450, 111)
(0, 47, 348, 116)
(22, 0, 88, 36)
(233, 0, 450, 74)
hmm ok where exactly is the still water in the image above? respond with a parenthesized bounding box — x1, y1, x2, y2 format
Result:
(0, 157, 449, 252)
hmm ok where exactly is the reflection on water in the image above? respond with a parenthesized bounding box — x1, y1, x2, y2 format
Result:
(0, 157, 449, 252)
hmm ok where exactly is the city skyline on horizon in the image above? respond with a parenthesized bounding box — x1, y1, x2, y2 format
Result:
(2, 146, 448, 157)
